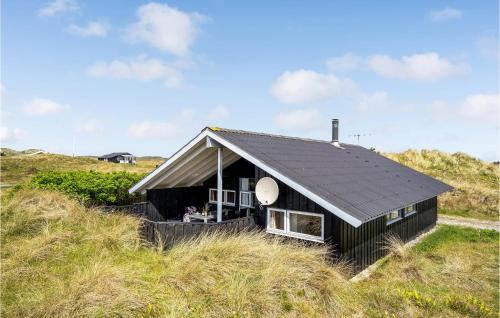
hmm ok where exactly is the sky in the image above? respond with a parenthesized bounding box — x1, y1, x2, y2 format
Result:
(1, 0, 499, 160)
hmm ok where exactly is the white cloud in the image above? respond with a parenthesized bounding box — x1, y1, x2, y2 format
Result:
(0, 126, 26, 143)
(125, 2, 209, 56)
(357, 91, 388, 113)
(327, 53, 363, 72)
(75, 119, 102, 134)
(87, 57, 182, 88)
(128, 110, 194, 139)
(38, 0, 78, 17)
(428, 8, 462, 23)
(207, 104, 230, 121)
(68, 21, 110, 37)
(458, 94, 499, 125)
(270, 70, 357, 104)
(275, 108, 322, 131)
(368, 52, 464, 81)
(429, 94, 499, 126)
(477, 35, 499, 59)
(24, 98, 70, 116)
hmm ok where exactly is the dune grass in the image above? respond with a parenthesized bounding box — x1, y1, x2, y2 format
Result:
(1, 189, 359, 317)
(0, 153, 163, 186)
(384, 149, 499, 221)
(2, 189, 498, 317)
(355, 225, 499, 317)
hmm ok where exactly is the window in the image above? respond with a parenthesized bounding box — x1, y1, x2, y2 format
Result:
(403, 204, 416, 217)
(239, 178, 256, 191)
(267, 208, 324, 242)
(386, 209, 402, 225)
(209, 189, 218, 203)
(239, 191, 255, 208)
(268, 209, 285, 232)
(289, 211, 323, 238)
(224, 190, 236, 206)
(208, 188, 236, 206)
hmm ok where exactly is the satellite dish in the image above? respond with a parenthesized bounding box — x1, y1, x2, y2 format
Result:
(255, 177, 279, 205)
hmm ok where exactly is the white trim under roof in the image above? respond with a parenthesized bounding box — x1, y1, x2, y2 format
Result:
(128, 130, 208, 194)
(129, 128, 363, 227)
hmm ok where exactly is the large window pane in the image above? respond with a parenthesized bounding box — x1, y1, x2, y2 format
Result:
(240, 191, 252, 207)
(386, 210, 401, 224)
(289, 212, 322, 237)
(269, 209, 285, 231)
(225, 190, 236, 205)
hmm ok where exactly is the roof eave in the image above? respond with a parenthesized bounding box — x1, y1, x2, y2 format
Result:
(129, 127, 363, 227)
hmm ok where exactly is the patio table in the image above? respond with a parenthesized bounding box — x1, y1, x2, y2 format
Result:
(189, 214, 216, 223)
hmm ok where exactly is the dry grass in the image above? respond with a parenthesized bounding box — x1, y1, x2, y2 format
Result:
(355, 225, 499, 317)
(1, 189, 359, 317)
(0, 153, 163, 186)
(2, 189, 498, 317)
(383, 235, 410, 261)
(384, 149, 499, 220)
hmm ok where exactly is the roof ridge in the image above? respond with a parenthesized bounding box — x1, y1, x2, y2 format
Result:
(208, 126, 332, 144)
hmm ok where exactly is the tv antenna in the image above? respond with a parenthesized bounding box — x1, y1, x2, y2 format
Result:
(348, 133, 372, 145)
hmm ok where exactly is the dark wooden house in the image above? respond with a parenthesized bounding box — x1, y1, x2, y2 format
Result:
(98, 152, 136, 164)
(129, 121, 452, 271)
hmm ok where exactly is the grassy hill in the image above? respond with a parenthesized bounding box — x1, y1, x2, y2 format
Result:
(384, 150, 499, 220)
(1, 189, 498, 317)
(1, 148, 497, 220)
(0, 151, 164, 186)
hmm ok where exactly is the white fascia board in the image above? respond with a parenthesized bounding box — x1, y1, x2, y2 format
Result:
(128, 129, 211, 194)
(205, 131, 363, 228)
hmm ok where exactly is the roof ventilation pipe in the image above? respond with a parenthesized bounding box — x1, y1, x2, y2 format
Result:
(331, 119, 343, 149)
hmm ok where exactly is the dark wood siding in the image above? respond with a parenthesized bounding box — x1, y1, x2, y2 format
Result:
(255, 166, 336, 243)
(202, 158, 255, 208)
(147, 158, 256, 220)
(255, 165, 437, 272)
(148, 163, 438, 273)
(147, 187, 205, 220)
(337, 197, 437, 272)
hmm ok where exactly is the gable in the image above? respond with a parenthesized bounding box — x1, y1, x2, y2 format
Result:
(129, 127, 453, 227)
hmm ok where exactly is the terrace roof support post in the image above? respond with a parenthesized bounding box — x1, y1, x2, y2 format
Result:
(217, 147, 223, 222)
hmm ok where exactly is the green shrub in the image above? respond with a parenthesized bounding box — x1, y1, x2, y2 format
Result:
(30, 170, 145, 205)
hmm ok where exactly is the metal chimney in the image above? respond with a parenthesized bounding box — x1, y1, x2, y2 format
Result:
(332, 119, 339, 143)
(331, 119, 343, 148)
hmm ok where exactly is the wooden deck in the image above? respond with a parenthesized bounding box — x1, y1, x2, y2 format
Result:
(105, 202, 256, 248)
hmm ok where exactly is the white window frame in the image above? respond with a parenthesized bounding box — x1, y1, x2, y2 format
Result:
(267, 208, 287, 234)
(208, 188, 236, 206)
(239, 191, 255, 208)
(386, 209, 402, 225)
(224, 190, 236, 206)
(208, 188, 218, 204)
(266, 208, 324, 243)
(404, 204, 417, 217)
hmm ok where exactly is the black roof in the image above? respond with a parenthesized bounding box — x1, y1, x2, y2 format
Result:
(98, 152, 133, 159)
(212, 128, 453, 224)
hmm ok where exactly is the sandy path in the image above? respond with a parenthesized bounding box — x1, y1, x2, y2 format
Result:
(438, 215, 499, 231)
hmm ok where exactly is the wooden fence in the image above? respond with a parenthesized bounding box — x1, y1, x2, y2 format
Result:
(141, 216, 257, 248)
(104, 202, 257, 247)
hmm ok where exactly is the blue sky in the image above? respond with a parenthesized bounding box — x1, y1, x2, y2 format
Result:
(2, 0, 498, 160)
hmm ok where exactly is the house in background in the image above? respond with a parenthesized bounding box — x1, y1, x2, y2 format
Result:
(98, 152, 136, 164)
(129, 120, 452, 271)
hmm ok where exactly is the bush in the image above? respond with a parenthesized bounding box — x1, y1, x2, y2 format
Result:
(30, 170, 145, 205)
